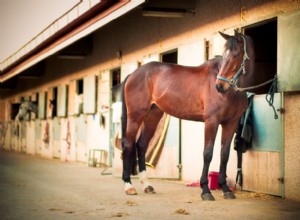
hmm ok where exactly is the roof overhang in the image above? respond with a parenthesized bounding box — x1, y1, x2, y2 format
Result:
(0, 0, 145, 83)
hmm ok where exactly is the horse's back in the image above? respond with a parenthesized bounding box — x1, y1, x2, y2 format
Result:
(125, 61, 211, 120)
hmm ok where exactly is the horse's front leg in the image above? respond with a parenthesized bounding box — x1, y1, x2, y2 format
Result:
(200, 120, 219, 201)
(219, 121, 239, 199)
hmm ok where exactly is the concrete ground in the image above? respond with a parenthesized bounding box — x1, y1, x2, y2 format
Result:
(1, 149, 300, 220)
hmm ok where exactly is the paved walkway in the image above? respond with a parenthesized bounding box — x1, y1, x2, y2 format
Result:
(1, 149, 300, 220)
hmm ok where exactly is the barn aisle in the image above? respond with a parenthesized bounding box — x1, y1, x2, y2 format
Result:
(0, 149, 300, 220)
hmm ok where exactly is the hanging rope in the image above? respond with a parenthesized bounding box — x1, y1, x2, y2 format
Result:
(265, 75, 278, 119)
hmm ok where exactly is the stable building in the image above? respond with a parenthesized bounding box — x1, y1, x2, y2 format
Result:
(0, 0, 299, 201)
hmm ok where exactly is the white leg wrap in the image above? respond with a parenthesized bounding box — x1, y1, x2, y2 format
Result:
(124, 182, 134, 191)
(139, 171, 151, 189)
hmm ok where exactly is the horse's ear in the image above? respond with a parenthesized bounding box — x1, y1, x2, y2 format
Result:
(234, 29, 239, 36)
(219, 31, 231, 40)
(234, 29, 243, 41)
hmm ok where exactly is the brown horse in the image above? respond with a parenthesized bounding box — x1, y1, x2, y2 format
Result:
(121, 30, 254, 201)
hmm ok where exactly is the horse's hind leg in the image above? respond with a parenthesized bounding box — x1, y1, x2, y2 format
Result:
(219, 121, 239, 199)
(136, 105, 164, 193)
(122, 112, 146, 195)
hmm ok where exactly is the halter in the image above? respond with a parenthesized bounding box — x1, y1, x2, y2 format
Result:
(217, 35, 249, 90)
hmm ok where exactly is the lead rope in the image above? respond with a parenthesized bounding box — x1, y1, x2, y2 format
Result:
(265, 75, 278, 119)
(235, 75, 278, 119)
(233, 75, 277, 92)
(234, 76, 276, 92)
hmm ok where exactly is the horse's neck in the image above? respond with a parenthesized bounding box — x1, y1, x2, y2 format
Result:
(202, 57, 222, 75)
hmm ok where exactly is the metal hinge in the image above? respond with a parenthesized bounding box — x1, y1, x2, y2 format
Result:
(177, 164, 183, 170)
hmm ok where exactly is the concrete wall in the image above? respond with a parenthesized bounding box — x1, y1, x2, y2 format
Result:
(284, 93, 300, 200)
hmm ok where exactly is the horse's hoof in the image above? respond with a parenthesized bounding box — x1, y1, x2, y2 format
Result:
(125, 187, 137, 195)
(201, 193, 215, 201)
(223, 191, 236, 199)
(144, 186, 155, 194)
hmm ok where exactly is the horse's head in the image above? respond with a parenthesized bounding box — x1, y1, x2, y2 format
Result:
(15, 101, 38, 120)
(216, 30, 254, 93)
(16, 102, 29, 121)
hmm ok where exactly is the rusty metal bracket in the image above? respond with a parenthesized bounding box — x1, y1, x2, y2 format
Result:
(278, 177, 284, 184)
(277, 108, 285, 114)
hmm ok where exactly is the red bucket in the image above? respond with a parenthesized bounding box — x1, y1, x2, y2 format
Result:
(208, 171, 219, 190)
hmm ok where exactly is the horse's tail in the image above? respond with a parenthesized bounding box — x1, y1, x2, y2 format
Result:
(121, 74, 137, 176)
(121, 75, 130, 140)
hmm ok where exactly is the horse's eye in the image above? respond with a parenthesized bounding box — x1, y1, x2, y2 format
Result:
(233, 54, 238, 59)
